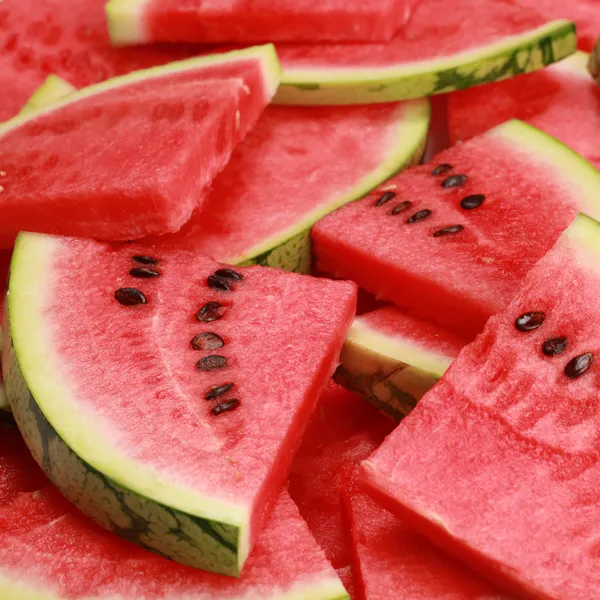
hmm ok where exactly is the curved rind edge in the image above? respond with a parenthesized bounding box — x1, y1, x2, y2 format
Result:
(19, 75, 77, 116)
(274, 20, 576, 105)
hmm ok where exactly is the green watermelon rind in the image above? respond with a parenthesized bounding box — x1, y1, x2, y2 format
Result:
(275, 20, 576, 105)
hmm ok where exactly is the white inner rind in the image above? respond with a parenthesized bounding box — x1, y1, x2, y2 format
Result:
(549, 50, 591, 77)
(19, 76, 77, 116)
(106, 0, 152, 46)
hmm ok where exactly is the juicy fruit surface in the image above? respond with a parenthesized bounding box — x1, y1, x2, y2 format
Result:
(362, 215, 600, 599)
(5, 233, 356, 573)
(313, 121, 600, 338)
(449, 52, 600, 170)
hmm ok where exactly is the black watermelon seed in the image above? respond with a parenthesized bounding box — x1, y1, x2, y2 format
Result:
(431, 163, 453, 176)
(196, 301, 226, 322)
(132, 255, 159, 265)
(205, 383, 235, 400)
(207, 275, 232, 291)
(129, 267, 160, 278)
(406, 209, 432, 224)
(115, 288, 147, 306)
(191, 332, 225, 351)
(433, 225, 464, 237)
(542, 337, 568, 357)
(212, 399, 240, 416)
(441, 174, 468, 188)
(460, 194, 485, 210)
(564, 352, 594, 379)
(197, 355, 227, 372)
(391, 201, 413, 215)
(515, 311, 546, 332)
(375, 191, 396, 207)
(214, 268, 244, 281)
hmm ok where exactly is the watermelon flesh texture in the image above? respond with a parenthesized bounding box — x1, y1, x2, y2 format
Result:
(448, 51, 600, 171)
(4, 233, 356, 575)
(362, 213, 600, 600)
(0, 250, 10, 409)
(313, 119, 600, 338)
(107, 0, 408, 44)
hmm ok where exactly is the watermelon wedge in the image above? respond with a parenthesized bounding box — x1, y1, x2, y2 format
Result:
(3, 233, 356, 575)
(448, 51, 600, 171)
(106, 0, 409, 45)
(313, 120, 600, 338)
(335, 307, 468, 421)
(0, 46, 280, 248)
(362, 213, 600, 599)
(274, 0, 576, 105)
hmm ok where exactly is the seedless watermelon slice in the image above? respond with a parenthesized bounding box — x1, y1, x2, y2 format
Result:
(274, 0, 576, 105)
(362, 213, 600, 599)
(335, 307, 468, 422)
(448, 51, 600, 171)
(3, 233, 356, 575)
(313, 120, 600, 338)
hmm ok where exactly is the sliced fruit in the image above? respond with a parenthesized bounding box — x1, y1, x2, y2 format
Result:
(448, 51, 600, 170)
(313, 119, 600, 338)
(362, 213, 600, 600)
(273, 0, 575, 105)
(3, 233, 356, 575)
(0, 46, 280, 247)
(107, 0, 409, 45)
(335, 307, 468, 421)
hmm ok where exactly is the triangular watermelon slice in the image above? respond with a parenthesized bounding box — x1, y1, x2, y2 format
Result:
(0, 46, 280, 248)
(2, 233, 356, 576)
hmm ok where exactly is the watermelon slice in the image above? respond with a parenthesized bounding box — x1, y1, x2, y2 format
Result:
(3, 233, 356, 575)
(335, 307, 468, 421)
(362, 213, 600, 599)
(313, 119, 600, 338)
(0, 46, 280, 247)
(106, 0, 409, 45)
(448, 51, 600, 171)
(273, 0, 576, 105)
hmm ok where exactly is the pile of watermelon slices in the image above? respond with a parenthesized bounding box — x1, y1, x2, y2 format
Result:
(0, 0, 599, 599)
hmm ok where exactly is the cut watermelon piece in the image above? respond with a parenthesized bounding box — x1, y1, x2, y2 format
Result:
(273, 0, 575, 105)
(313, 120, 600, 338)
(107, 0, 409, 45)
(335, 307, 468, 422)
(0, 487, 348, 600)
(3, 233, 356, 575)
(448, 51, 600, 171)
(362, 213, 600, 599)
(0, 46, 280, 248)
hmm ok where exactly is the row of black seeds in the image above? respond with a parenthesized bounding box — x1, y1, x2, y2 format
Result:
(114, 255, 162, 306)
(515, 311, 594, 379)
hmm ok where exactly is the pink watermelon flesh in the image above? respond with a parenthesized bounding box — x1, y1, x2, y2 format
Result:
(0, 486, 345, 599)
(19, 234, 356, 566)
(312, 123, 594, 338)
(145, 102, 418, 263)
(136, 0, 407, 44)
(0, 0, 196, 121)
(362, 214, 600, 600)
(0, 66, 271, 247)
(448, 53, 600, 171)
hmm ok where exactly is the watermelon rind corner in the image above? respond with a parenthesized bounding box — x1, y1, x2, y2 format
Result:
(106, 0, 152, 47)
(275, 20, 576, 105)
(334, 316, 452, 422)
(19, 75, 77, 116)
(564, 212, 600, 257)
(235, 98, 431, 273)
(2, 233, 252, 577)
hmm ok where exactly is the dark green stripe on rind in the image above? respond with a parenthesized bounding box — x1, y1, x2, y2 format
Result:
(2, 330, 242, 576)
(275, 21, 576, 105)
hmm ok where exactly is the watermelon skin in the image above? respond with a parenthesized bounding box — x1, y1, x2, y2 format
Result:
(334, 307, 468, 422)
(313, 120, 600, 338)
(448, 52, 600, 171)
(273, 0, 576, 105)
(362, 214, 600, 599)
(591, 39, 600, 83)
(3, 233, 356, 576)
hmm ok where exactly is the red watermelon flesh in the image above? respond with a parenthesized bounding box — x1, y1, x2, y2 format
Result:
(448, 52, 600, 171)
(0, 487, 347, 599)
(362, 214, 600, 599)
(312, 120, 600, 338)
(0, 250, 10, 409)
(0, 0, 197, 121)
